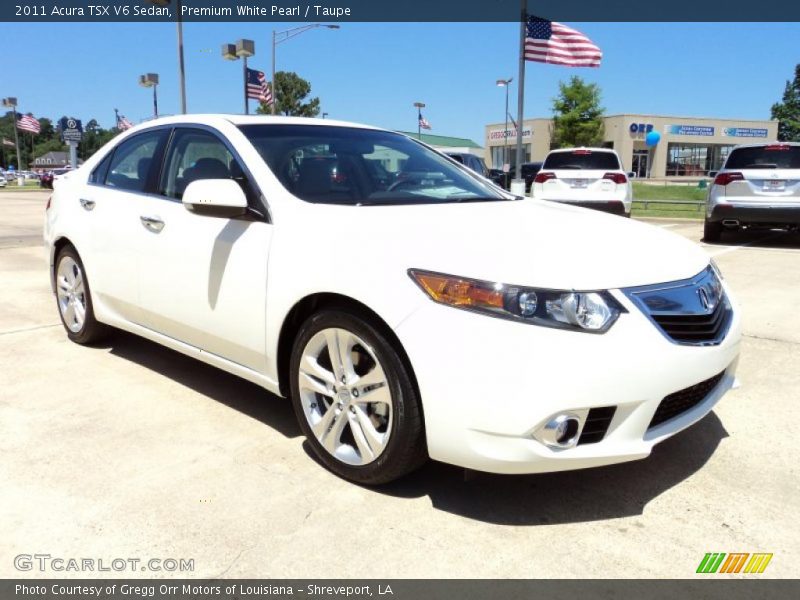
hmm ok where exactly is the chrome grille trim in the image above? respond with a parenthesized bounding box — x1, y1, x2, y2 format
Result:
(622, 266, 732, 346)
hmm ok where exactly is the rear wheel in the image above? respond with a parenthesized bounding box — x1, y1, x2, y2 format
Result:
(703, 219, 723, 243)
(55, 246, 108, 344)
(289, 309, 427, 485)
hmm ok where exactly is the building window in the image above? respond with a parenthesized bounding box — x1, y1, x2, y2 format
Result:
(491, 145, 530, 169)
(666, 143, 733, 176)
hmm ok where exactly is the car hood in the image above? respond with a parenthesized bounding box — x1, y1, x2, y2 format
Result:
(306, 198, 710, 290)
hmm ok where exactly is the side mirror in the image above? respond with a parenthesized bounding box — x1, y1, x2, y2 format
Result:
(708, 171, 718, 178)
(627, 171, 636, 179)
(182, 179, 248, 217)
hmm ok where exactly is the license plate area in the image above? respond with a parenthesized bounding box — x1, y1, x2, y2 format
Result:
(569, 179, 589, 189)
(763, 180, 786, 192)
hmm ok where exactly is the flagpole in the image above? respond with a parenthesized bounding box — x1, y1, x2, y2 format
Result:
(12, 106, 23, 172)
(512, 0, 527, 196)
(243, 57, 249, 115)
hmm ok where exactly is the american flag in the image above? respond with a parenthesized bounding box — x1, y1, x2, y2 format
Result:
(525, 17, 602, 68)
(17, 115, 41, 134)
(246, 68, 273, 105)
(117, 114, 134, 131)
(418, 114, 431, 130)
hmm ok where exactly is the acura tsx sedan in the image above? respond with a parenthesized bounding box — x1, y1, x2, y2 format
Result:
(44, 115, 742, 484)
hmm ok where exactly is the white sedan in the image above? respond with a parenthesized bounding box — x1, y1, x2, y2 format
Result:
(44, 115, 741, 484)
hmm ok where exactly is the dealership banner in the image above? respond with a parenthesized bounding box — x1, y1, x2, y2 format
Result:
(667, 124, 716, 136)
(723, 127, 769, 138)
(3, 0, 800, 22)
(2, 579, 799, 599)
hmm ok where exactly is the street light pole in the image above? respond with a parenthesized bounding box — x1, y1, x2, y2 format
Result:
(496, 78, 513, 187)
(139, 73, 160, 118)
(176, 0, 187, 113)
(271, 24, 340, 116)
(222, 39, 255, 115)
(148, 0, 187, 113)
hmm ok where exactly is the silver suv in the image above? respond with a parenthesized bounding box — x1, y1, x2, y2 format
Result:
(705, 142, 800, 241)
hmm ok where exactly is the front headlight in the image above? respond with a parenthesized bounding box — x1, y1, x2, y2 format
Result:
(408, 269, 625, 333)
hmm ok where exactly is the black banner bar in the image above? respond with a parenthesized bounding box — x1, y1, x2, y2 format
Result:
(2, 580, 799, 600)
(3, 0, 800, 22)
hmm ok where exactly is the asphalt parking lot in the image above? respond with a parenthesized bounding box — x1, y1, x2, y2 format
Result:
(1, 190, 798, 579)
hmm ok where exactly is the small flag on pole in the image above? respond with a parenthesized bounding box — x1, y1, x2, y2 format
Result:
(116, 114, 134, 131)
(2, 137, 15, 147)
(525, 17, 602, 68)
(17, 115, 41, 134)
(246, 68, 273, 105)
(418, 114, 432, 130)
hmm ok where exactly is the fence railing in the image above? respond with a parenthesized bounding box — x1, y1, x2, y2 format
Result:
(633, 199, 705, 213)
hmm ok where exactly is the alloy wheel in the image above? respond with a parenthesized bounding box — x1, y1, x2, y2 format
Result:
(56, 256, 87, 333)
(297, 328, 393, 466)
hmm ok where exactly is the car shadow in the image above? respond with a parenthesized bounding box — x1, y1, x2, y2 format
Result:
(104, 330, 301, 439)
(707, 228, 800, 249)
(362, 412, 729, 526)
(98, 331, 728, 526)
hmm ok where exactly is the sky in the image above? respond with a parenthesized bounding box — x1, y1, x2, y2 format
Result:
(1, 21, 798, 143)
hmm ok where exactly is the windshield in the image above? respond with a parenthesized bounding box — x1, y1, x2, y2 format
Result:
(543, 150, 620, 171)
(725, 145, 800, 170)
(239, 125, 506, 205)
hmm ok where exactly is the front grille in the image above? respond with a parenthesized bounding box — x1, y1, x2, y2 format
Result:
(652, 301, 732, 344)
(623, 266, 732, 346)
(648, 370, 725, 429)
(578, 406, 617, 445)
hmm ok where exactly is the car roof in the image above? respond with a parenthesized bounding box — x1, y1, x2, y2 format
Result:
(546, 147, 617, 154)
(125, 114, 383, 133)
(728, 141, 800, 150)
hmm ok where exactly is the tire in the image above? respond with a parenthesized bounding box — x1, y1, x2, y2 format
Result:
(703, 219, 723, 243)
(289, 309, 427, 485)
(54, 245, 108, 344)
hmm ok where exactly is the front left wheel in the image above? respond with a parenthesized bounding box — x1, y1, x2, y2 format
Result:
(54, 246, 108, 344)
(289, 309, 427, 485)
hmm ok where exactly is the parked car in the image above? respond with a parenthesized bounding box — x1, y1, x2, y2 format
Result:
(40, 171, 54, 189)
(704, 142, 800, 242)
(45, 115, 741, 485)
(443, 152, 503, 189)
(0, 173, 7, 188)
(531, 148, 633, 216)
(506, 161, 544, 193)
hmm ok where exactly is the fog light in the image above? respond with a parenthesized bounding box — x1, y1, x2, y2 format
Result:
(539, 413, 582, 449)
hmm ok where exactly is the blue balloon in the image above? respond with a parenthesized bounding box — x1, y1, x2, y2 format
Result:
(645, 131, 661, 147)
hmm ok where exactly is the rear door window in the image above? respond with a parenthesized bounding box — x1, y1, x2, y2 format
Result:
(725, 145, 800, 170)
(543, 151, 620, 170)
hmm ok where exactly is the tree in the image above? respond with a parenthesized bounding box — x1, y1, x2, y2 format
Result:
(550, 76, 605, 148)
(257, 71, 320, 117)
(771, 64, 800, 142)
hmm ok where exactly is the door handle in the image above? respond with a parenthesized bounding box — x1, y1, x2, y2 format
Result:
(79, 198, 96, 211)
(140, 215, 165, 233)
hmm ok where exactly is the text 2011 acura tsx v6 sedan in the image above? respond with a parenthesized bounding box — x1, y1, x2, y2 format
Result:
(44, 115, 742, 484)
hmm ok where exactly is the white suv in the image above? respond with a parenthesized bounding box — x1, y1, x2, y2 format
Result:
(704, 142, 800, 242)
(531, 147, 633, 217)
(44, 115, 740, 484)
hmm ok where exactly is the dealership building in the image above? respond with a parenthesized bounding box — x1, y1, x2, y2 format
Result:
(485, 114, 779, 178)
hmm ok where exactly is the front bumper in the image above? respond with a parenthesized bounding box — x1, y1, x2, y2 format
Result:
(708, 202, 800, 226)
(394, 283, 741, 474)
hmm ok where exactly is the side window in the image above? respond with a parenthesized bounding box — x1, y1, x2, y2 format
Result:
(160, 129, 245, 200)
(89, 152, 113, 184)
(105, 130, 167, 192)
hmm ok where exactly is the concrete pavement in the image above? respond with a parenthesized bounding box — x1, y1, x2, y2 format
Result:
(1, 191, 798, 578)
